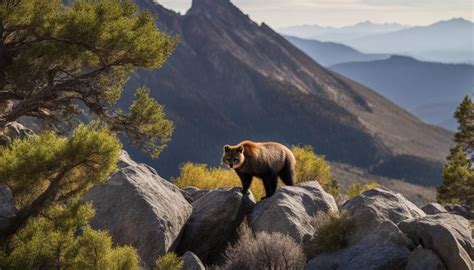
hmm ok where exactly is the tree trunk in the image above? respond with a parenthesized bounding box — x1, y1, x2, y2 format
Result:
(0, 171, 66, 241)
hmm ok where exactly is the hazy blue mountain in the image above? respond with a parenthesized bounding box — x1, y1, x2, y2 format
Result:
(411, 102, 460, 131)
(331, 56, 474, 130)
(346, 18, 474, 63)
(285, 35, 389, 66)
(278, 21, 409, 43)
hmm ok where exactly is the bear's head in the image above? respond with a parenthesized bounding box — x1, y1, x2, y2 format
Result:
(222, 144, 245, 169)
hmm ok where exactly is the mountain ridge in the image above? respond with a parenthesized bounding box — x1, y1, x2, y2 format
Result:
(346, 18, 474, 63)
(127, 0, 452, 186)
(277, 21, 410, 42)
(285, 35, 390, 66)
(331, 56, 474, 130)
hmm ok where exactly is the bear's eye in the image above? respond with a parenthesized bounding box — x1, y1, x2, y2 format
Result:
(234, 158, 239, 162)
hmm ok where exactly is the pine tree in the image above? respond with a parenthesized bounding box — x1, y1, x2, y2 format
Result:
(437, 95, 474, 208)
(0, 0, 176, 157)
(454, 95, 474, 157)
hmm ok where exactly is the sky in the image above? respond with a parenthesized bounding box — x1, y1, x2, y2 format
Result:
(157, 0, 474, 27)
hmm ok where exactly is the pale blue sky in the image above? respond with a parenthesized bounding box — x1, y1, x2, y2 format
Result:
(157, 0, 473, 27)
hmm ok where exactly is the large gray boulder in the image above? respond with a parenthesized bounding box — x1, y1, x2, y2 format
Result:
(342, 188, 425, 243)
(83, 163, 192, 268)
(181, 251, 206, 270)
(117, 150, 138, 169)
(445, 204, 473, 220)
(177, 188, 255, 264)
(421, 203, 448, 215)
(180, 187, 211, 204)
(0, 185, 16, 231)
(249, 181, 338, 246)
(305, 221, 410, 270)
(406, 246, 446, 270)
(399, 213, 474, 270)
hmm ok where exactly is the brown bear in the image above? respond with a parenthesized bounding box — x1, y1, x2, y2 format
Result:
(222, 141, 295, 199)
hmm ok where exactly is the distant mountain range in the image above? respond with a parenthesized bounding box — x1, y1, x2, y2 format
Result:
(347, 18, 474, 64)
(330, 56, 474, 130)
(124, 0, 453, 188)
(278, 21, 409, 43)
(280, 18, 474, 64)
(285, 36, 389, 66)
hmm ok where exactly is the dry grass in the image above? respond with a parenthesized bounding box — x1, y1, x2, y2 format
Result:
(215, 223, 306, 270)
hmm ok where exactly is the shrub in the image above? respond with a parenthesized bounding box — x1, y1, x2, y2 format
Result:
(156, 252, 184, 270)
(173, 163, 266, 200)
(173, 145, 339, 199)
(1, 200, 140, 270)
(307, 211, 354, 257)
(0, 123, 121, 239)
(292, 145, 340, 197)
(346, 182, 379, 199)
(218, 223, 306, 270)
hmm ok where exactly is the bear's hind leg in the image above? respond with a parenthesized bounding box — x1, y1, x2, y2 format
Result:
(262, 175, 278, 199)
(279, 163, 295, 186)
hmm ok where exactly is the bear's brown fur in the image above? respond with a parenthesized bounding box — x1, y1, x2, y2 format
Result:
(222, 141, 295, 199)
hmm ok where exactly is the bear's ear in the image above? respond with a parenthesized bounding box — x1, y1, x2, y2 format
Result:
(238, 145, 244, 153)
(224, 145, 231, 152)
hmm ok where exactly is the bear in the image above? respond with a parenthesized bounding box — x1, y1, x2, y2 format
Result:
(221, 140, 296, 199)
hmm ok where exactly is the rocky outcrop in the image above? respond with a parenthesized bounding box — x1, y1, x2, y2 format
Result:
(342, 188, 425, 243)
(445, 204, 473, 220)
(406, 246, 446, 270)
(117, 150, 139, 169)
(4, 122, 33, 141)
(249, 181, 338, 246)
(181, 251, 206, 270)
(83, 161, 192, 268)
(399, 213, 474, 270)
(305, 221, 410, 270)
(421, 203, 447, 215)
(0, 122, 34, 146)
(180, 187, 211, 203)
(0, 185, 16, 231)
(177, 188, 255, 264)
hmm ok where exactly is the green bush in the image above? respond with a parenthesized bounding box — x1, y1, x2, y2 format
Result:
(307, 211, 354, 257)
(292, 145, 340, 197)
(0, 201, 139, 270)
(346, 182, 379, 199)
(173, 163, 266, 199)
(156, 252, 184, 270)
(0, 123, 121, 239)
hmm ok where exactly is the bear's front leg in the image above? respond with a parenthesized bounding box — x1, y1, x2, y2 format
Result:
(237, 172, 253, 195)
